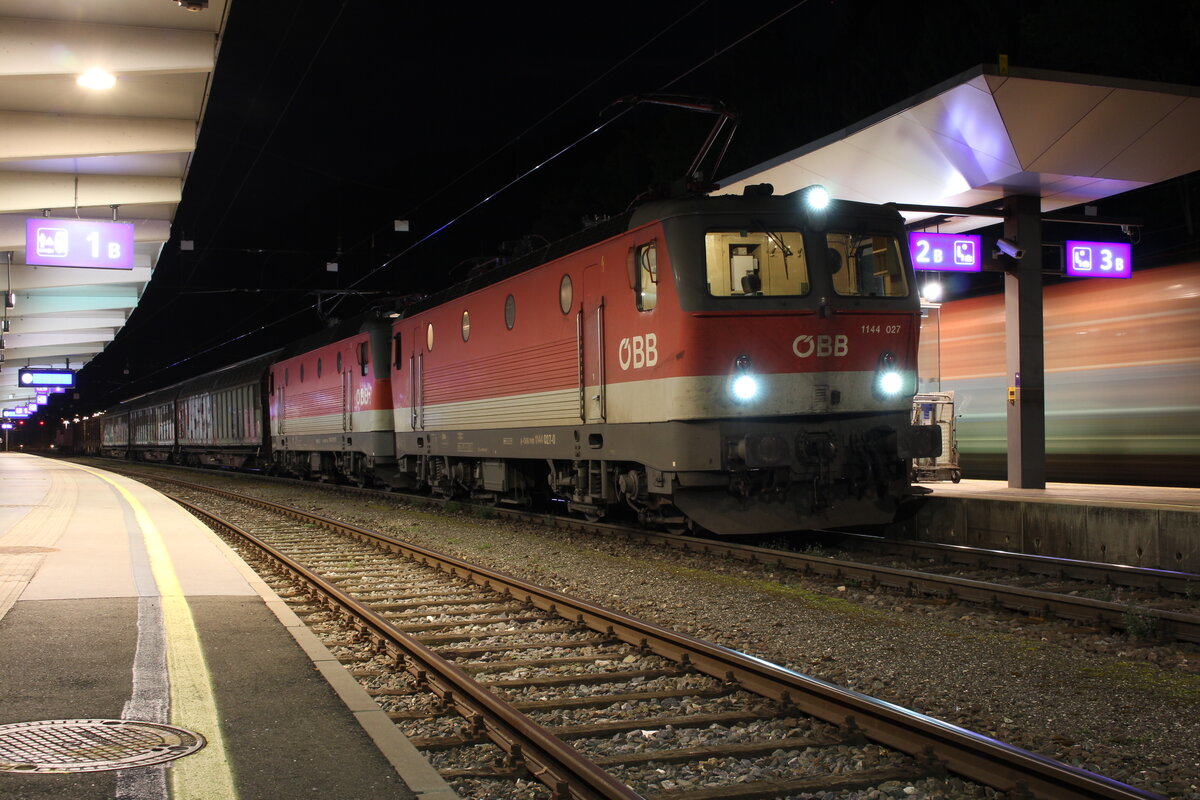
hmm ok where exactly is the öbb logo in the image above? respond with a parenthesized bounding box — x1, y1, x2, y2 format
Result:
(792, 334, 848, 358)
(618, 334, 658, 370)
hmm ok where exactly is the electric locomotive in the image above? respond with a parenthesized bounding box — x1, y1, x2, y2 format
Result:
(385, 184, 941, 534)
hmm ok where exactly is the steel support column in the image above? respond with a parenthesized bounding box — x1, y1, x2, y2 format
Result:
(1003, 194, 1046, 488)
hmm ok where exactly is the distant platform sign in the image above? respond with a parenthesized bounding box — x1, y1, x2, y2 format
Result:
(909, 232, 981, 272)
(25, 218, 135, 269)
(1065, 241, 1131, 278)
(19, 368, 75, 388)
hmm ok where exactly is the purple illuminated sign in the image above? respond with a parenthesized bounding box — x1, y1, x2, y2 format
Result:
(1065, 241, 1131, 279)
(908, 232, 981, 272)
(25, 218, 135, 269)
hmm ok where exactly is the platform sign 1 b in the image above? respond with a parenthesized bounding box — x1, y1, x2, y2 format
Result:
(908, 232, 982, 272)
(25, 218, 135, 269)
(1065, 241, 1131, 279)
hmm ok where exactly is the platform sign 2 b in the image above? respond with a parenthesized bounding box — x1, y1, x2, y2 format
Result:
(25, 218, 135, 269)
(1065, 241, 1131, 279)
(908, 232, 981, 272)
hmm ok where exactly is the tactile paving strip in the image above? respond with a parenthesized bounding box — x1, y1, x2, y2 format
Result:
(0, 719, 206, 773)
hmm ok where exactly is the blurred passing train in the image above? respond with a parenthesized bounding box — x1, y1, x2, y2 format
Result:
(69, 185, 943, 535)
(921, 262, 1200, 486)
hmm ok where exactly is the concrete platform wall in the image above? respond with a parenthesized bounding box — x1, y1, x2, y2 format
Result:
(893, 497, 1200, 573)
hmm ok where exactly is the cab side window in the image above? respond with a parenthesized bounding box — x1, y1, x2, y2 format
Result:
(635, 242, 657, 311)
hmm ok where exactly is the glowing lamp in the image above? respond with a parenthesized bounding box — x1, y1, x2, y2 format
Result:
(77, 69, 116, 90)
(802, 185, 831, 211)
(732, 375, 760, 402)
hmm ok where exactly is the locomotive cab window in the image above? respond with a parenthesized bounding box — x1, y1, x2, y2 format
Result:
(357, 341, 370, 376)
(705, 230, 808, 297)
(634, 243, 657, 311)
(827, 233, 909, 297)
(393, 333, 403, 369)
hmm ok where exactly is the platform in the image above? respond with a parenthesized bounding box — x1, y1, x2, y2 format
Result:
(0, 453, 457, 800)
(899, 479, 1200, 573)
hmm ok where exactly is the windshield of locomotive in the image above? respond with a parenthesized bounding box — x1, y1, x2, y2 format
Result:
(826, 232, 909, 297)
(704, 229, 809, 296)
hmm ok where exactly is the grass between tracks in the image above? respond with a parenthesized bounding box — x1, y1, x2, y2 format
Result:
(660, 564, 895, 620)
(1077, 661, 1200, 703)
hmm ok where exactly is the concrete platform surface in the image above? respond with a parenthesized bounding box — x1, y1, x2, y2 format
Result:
(0, 453, 457, 800)
(925, 478, 1200, 510)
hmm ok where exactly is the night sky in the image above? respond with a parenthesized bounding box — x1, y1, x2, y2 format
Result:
(71, 0, 1200, 412)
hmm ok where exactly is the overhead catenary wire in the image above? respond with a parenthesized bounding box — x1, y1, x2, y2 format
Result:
(94, 2, 810, 402)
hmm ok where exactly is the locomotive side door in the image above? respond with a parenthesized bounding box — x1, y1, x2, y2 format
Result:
(411, 326, 424, 430)
(277, 382, 285, 436)
(342, 354, 352, 432)
(581, 264, 606, 422)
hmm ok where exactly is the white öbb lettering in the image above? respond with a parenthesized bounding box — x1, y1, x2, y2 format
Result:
(792, 334, 849, 358)
(618, 333, 658, 370)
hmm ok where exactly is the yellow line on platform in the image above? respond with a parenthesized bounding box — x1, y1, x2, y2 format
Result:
(77, 465, 238, 800)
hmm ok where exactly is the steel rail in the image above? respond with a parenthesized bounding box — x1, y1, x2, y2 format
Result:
(822, 531, 1200, 596)
(168, 479, 1163, 800)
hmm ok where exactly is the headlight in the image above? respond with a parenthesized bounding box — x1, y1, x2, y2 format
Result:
(802, 184, 831, 210)
(732, 374, 759, 402)
(878, 371, 904, 396)
(875, 351, 910, 398)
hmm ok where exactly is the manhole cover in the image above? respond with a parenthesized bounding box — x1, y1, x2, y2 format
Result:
(0, 719, 206, 773)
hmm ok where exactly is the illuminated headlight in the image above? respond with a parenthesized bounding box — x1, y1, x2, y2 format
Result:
(803, 184, 831, 211)
(878, 371, 905, 396)
(732, 374, 760, 401)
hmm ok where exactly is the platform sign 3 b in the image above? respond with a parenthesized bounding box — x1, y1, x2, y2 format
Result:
(1065, 241, 1131, 279)
(25, 218, 135, 269)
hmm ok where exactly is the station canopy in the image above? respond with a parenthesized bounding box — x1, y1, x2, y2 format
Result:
(716, 64, 1200, 233)
(0, 0, 230, 409)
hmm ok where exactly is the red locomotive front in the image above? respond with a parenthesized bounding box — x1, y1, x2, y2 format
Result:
(389, 186, 939, 534)
(269, 319, 396, 484)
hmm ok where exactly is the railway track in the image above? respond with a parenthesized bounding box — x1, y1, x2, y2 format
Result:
(599, 528, 1200, 645)
(85, 459, 1200, 645)
(141, 473, 1162, 800)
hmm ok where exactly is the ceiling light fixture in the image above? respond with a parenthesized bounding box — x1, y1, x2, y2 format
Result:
(77, 69, 116, 90)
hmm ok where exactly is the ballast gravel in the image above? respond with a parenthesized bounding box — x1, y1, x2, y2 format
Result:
(172, 472, 1199, 799)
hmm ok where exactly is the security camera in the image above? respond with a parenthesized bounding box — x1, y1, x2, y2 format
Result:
(995, 237, 1025, 260)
